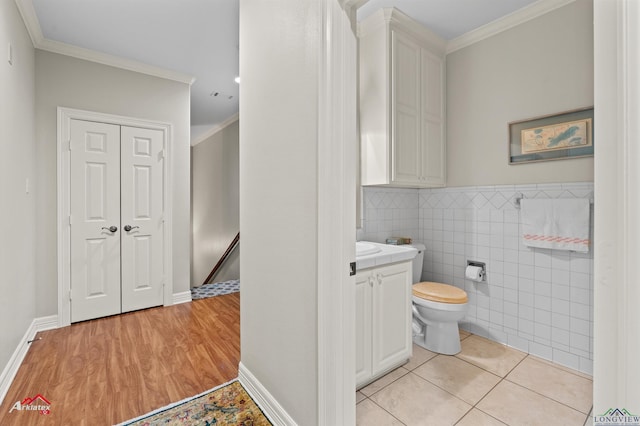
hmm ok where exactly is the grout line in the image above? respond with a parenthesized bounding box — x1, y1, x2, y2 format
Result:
(526, 354, 593, 381)
(358, 366, 411, 399)
(358, 393, 408, 425)
(503, 380, 592, 414)
(506, 355, 593, 414)
(501, 378, 589, 416)
(457, 355, 519, 425)
(584, 406, 593, 426)
(454, 405, 508, 425)
(360, 332, 591, 425)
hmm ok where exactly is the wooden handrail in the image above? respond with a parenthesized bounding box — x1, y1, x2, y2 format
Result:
(202, 232, 240, 286)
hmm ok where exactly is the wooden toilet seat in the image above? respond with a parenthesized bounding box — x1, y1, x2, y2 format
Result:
(412, 281, 468, 304)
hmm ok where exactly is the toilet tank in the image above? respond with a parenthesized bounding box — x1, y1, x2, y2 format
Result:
(405, 243, 425, 283)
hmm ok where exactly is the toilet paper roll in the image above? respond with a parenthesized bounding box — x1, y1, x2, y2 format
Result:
(465, 265, 484, 282)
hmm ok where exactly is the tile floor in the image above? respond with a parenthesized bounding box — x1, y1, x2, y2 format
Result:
(356, 331, 593, 426)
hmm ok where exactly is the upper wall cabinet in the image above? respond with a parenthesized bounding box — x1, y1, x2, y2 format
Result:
(359, 8, 446, 188)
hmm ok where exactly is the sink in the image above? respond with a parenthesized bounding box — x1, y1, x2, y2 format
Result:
(356, 241, 382, 257)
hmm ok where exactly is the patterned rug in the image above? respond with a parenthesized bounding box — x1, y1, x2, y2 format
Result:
(118, 379, 272, 426)
(191, 279, 240, 300)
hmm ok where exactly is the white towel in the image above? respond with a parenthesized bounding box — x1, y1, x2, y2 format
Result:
(521, 198, 591, 252)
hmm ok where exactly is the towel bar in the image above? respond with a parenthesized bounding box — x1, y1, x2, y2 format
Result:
(513, 193, 594, 209)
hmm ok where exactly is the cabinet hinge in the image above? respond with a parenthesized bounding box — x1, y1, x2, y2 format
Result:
(159, 150, 165, 159)
(68, 139, 72, 151)
(68, 290, 72, 301)
(69, 215, 72, 225)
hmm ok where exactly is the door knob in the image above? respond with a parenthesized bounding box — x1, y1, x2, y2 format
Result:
(101, 226, 118, 233)
(124, 225, 139, 232)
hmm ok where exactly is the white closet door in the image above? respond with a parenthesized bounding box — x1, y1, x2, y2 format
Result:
(120, 126, 165, 312)
(70, 119, 122, 322)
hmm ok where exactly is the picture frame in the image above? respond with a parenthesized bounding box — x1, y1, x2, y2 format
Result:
(508, 107, 594, 164)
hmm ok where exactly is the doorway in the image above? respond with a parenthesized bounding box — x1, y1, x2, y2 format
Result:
(58, 108, 174, 326)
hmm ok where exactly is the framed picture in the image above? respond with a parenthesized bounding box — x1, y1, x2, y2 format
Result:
(508, 107, 594, 164)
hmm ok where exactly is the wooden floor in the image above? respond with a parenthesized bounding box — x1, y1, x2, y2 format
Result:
(0, 293, 240, 426)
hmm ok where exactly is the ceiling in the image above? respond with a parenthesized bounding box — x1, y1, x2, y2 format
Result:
(26, 0, 540, 144)
(358, 0, 539, 40)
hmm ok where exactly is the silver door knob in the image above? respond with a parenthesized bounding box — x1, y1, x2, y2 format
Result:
(124, 225, 139, 232)
(101, 226, 118, 233)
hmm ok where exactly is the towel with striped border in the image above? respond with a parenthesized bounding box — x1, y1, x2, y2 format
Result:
(521, 198, 591, 253)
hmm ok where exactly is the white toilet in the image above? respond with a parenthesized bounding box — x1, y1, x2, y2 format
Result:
(407, 243, 469, 355)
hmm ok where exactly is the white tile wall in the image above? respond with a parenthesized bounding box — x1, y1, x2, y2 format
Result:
(359, 182, 594, 375)
(357, 187, 420, 244)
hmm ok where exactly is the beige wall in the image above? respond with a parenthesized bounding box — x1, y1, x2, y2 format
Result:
(191, 120, 240, 286)
(446, 0, 594, 187)
(0, 0, 36, 371)
(34, 50, 191, 316)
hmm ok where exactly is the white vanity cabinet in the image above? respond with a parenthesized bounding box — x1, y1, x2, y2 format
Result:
(359, 8, 446, 188)
(355, 261, 412, 389)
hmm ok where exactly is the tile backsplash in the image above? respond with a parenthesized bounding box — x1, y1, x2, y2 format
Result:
(358, 182, 594, 375)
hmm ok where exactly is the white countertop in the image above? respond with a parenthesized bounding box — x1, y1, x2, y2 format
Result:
(355, 241, 417, 270)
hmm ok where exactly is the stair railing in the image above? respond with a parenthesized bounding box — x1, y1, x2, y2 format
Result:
(202, 232, 240, 286)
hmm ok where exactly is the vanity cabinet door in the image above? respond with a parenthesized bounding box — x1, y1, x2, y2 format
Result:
(356, 261, 412, 389)
(355, 271, 373, 387)
(372, 262, 413, 375)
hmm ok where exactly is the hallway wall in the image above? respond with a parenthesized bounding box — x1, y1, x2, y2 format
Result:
(34, 50, 192, 315)
(191, 119, 240, 286)
(0, 0, 37, 379)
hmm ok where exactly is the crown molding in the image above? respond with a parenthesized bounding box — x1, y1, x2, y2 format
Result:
(359, 7, 446, 54)
(191, 113, 239, 146)
(446, 0, 576, 54)
(37, 38, 195, 85)
(387, 8, 446, 53)
(14, 0, 195, 85)
(340, 0, 368, 14)
(13, 0, 43, 46)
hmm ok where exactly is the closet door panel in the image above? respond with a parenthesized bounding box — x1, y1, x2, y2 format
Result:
(120, 126, 165, 312)
(69, 119, 122, 322)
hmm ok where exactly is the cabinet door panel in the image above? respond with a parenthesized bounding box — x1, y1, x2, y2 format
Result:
(392, 30, 421, 184)
(355, 272, 373, 387)
(421, 50, 445, 185)
(372, 263, 412, 374)
(422, 119, 444, 184)
(394, 110, 420, 181)
(421, 50, 443, 117)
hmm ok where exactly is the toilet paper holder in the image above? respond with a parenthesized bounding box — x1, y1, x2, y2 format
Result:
(466, 260, 486, 282)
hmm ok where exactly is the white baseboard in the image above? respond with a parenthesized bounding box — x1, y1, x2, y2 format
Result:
(0, 315, 58, 406)
(172, 291, 192, 305)
(238, 362, 297, 426)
